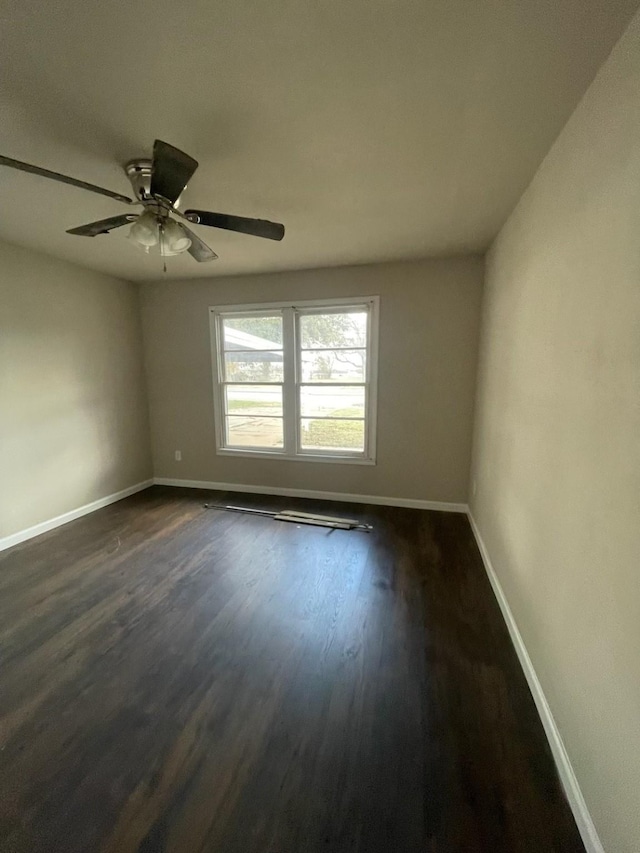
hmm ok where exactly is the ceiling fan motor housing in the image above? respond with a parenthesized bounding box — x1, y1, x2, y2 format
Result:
(124, 159, 153, 202)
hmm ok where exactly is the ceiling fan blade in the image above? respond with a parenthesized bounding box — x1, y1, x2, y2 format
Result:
(178, 223, 218, 261)
(185, 209, 285, 241)
(66, 214, 138, 237)
(0, 154, 133, 204)
(150, 140, 198, 205)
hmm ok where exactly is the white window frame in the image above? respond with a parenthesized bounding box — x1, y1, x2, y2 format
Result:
(209, 296, 379, 464)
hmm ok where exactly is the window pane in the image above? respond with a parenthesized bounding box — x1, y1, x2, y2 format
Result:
(299, 311, 367, 349)
(300, 418, 365, 451)
(226, 416, 283, 448)
(226, 385, 283, 416)
(300, 349, 366, 382)
(300, 385, 365, 418)
(223, 315, 283, 350)
(224, 351, 283, 382)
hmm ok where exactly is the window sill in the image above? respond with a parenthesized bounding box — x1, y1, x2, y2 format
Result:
(216, 447, 376, 465)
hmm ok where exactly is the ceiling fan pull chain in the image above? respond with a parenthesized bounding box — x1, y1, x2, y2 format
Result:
(159, 220, 167, 273)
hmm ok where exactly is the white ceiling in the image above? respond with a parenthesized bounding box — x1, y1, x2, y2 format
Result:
(0, 0, 637, 280)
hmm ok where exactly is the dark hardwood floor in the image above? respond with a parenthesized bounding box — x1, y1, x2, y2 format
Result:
(0, 486, 584, 853)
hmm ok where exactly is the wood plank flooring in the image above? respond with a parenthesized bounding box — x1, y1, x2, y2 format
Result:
(0, 486, 584, 852)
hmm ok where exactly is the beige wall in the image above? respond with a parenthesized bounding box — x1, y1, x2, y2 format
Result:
(140, 257, 483, 503)
(0, 240, 152, 539)
(470, 12, 640, 853)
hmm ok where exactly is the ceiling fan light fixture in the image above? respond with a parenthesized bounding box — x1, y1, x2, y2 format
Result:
(128, 211, 192, 256)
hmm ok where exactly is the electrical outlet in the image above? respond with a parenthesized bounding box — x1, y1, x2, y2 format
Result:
(174, 450, 182, 462)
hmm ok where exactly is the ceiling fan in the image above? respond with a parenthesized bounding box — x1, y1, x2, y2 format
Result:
(0, 140, 285, 263)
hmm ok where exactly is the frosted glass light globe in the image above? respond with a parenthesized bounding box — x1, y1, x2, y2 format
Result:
(161, 219, 192, 256)
(129, 210, 160, 247)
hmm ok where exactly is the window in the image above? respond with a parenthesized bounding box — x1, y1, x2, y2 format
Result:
(210, 297, 379, 463)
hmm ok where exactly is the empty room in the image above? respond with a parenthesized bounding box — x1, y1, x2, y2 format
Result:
(1, 1, 638, 851)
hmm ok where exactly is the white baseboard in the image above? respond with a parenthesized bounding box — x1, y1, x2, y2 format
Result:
(467, 512, 604, 853)
(153, 477, 468, 513)
(0, 479, 154, 553)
